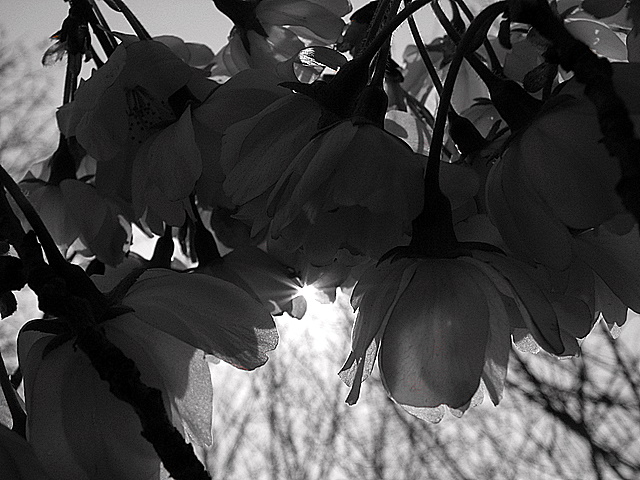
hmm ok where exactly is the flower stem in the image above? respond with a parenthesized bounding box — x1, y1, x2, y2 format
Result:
(0, 164, 66, 270)
(87, 0, 118, 56)
(360, 0, 435, 64)
(453, 0, 503, 72)
(432, 0, 540, 130)
(431, 1, 494, 81)
(108, 0, 152, 40)
(410, 2, 507, 249)
(0, 349, 26, 438)
(405, 1, 443, 95)
(358, 0, 393, 56)
(427, 1, 506, 191)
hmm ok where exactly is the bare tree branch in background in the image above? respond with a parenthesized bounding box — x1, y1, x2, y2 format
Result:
(202, 291, 640, 480)
(0, 31, 59, 182)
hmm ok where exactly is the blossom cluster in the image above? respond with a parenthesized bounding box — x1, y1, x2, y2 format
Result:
(2, 0, 640, 477)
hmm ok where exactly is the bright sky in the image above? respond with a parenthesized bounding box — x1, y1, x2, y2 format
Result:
(0, 0, 446, 71)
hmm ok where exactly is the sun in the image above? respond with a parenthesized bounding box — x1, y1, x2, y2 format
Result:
(296, 283, 324, 304)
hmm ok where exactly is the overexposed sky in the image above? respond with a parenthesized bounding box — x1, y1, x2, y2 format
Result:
(0, 0, 447, 68)
(3, 0, 233, 47)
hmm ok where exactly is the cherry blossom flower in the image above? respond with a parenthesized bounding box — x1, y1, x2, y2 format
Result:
(57, 40, 194, 163)
(220, 93, 324, 239)
(485, 63, 640, 270)
(191, 68, 292, 214)
(340, 248, 569, 422)
(482, 85, 640, 338)
(19, 268, 278, 479)
(56, 39, 217, 233)
(263, 116, 424, 266)
(59, 179, 132, 266)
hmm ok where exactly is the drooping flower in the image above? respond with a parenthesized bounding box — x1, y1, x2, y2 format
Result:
(340, 247, 568, 422)
(19, 268, 278, 479)
(483, 62, 640, 341)
(191, 68, 292, 214)
(210, 0, 351, 79)
(56, 39, 217, 232)
(115, 33, 217, 73)
(485, 63, 640, 271)
(266, 116, 425, 266)
(220, 93, 324, 238)
(57, 40, 194, 163)
(59, 179, 132, 267)
(130, 106, 202, 233)
(20, 180, 81, 254)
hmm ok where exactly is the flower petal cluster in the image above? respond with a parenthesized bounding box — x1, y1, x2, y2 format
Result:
(220, 93, 324, 238)
(485, 63, 640, 332)
(57, 40, 194, 162)
(340, 248, 568, 422)
(19, 178, 132, 266)
(19, 268, 278, 478)
(56, 39, 219, 234)
(193, 69, 294, 214)
(266, 118, 425, 265)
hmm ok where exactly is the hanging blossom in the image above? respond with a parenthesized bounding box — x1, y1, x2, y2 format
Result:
(220, 93, 325, 240)
(114, 33, 217, 74)
(454, 213, 602, 357)
(210, 0, 351, 79)
(485, 62, 640, 332)
(339, 244, 572, 423)
(19, 268, 278, 479)
(191, 68, 292, 217)
(266, 113, 425, 266)
(57, 38, 217, 233)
